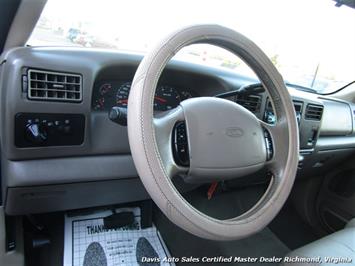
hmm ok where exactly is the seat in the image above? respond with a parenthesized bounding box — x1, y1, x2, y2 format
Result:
(283, 219, 355, 266)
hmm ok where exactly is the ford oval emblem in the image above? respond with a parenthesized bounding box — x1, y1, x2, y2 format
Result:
(225, 127, 244, 138)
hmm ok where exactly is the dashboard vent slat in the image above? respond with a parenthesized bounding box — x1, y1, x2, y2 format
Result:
(305, 104, 323, 121)
(236, 95, 262, 113)
(27, 69, 82, 102)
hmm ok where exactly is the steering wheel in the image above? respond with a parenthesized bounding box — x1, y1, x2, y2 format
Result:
(128, 25, 299, 240)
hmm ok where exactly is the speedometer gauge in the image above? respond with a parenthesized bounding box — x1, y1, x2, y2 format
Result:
(116, 82, 131, 107)
(154, 86, 180, 111)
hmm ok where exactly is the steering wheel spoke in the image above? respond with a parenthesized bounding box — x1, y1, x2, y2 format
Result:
(259, 119, 292, 178)
(153, 106, 189, 178)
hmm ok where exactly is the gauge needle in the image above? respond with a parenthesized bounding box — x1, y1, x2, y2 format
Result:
(154, 96, 167, 103)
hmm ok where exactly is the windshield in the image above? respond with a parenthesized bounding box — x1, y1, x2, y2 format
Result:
(28, 0, 355, 94)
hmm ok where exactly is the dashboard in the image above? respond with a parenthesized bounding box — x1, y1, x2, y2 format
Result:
(1, 47, 355, 215)
(92, 81, 198, 112)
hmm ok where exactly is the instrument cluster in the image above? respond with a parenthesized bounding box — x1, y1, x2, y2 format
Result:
(92, 81, 198, 112)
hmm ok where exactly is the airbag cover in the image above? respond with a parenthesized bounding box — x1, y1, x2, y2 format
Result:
(181, 97, 266, 181)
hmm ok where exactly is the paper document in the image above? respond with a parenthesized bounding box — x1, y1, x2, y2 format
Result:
(63, 207, 173, 266)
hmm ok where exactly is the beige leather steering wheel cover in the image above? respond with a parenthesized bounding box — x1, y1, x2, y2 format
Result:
(128, 25, 299, 240)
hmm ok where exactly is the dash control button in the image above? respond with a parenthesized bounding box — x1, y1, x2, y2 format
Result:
(172, 122, 189, 166)
(15, 113, 85, 148)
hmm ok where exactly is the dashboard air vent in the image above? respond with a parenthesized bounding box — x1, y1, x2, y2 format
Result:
(236, 95, 261, 113)
(28, 69, 82, 102)
(305, 104, 323, 121)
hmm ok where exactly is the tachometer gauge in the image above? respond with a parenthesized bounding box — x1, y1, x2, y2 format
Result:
(154, 86, 180, 111)
(116, 82, 131, 107)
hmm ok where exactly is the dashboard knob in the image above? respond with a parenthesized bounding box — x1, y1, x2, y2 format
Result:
(25, 123, 48, 144)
